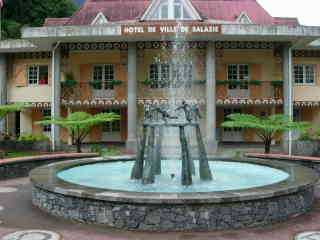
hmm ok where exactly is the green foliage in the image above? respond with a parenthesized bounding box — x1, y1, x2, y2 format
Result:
(18, 133, 49, 143)
(222, 114, 310, 153)
(249, 80, 262, 86)
(89, 80, 103, 89)
(2, 0, 77, 39)
(0, 104, 24, 120)
(90, 144, 103, 154)
(37, 111, 120, 152)
(62, 73, 77, 88)
(101, 147, 122, 157)
(271, 80, 284, 87)
(141, 79, 153, 86)
(193, 80, 206, 85)
(216, 80, 261, 86)
(90, 145, 122, 156)
(111, 80, 123, 86)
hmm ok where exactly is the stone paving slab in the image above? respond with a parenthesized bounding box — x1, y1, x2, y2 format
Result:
(0, 178, 320, 239)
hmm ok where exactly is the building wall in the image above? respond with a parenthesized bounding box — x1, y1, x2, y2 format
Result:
(67, 51, 127, 101)
(216, 49, 277, 99)
(7, 48, 320, 144)
(293, 57, 320, 101)
(7, 57, 52, 103)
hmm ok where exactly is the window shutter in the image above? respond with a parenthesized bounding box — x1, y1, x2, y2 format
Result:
(14, 64, 27, 87)
(251, 64, 262, 81)
(216, 64, 227, 99)
(216, 63, 227, 80)
(114, 63, 126, 100)
(250, 64, 262, 99)
(80, 64, 92, 100)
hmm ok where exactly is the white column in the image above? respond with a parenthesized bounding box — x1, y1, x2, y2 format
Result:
(0, 53, 7, 133)
(51, 45, 61, 151)
(283, 44, 293, 155)
(126, 42, 137, 153)
(20, 109, 32, 135)
(206, 41, 218, 154)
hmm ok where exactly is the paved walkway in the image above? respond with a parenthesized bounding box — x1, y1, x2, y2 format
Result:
(0, 178, 319, 240)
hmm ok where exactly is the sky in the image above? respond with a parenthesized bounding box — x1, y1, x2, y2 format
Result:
(257, 0, 320, 26)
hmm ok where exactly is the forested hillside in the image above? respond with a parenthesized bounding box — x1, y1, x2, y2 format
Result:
(2, 0, 77, 39)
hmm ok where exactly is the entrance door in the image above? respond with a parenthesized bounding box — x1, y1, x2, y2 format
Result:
(227, 64, 250, 98)
(223, 108, 244, 142)
(15, 112, 20, 137)
(102, 109, 121, 142)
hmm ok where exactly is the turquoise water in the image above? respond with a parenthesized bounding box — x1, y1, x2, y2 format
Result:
(57, 161, 289, 193)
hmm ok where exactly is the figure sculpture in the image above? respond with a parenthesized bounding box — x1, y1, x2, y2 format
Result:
(131, 101, 213, 186)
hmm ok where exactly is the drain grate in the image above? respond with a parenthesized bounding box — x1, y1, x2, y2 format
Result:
(1, 230, 61, 240)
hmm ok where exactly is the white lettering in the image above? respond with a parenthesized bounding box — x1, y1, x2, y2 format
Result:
(124, 26, 144, 34)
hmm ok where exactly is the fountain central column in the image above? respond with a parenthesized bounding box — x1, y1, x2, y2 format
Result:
(126, 42, 138, 153)
(206, 41, 218, 155)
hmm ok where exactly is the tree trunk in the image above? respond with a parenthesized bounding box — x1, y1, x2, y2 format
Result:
(76, 139, 82, 153)
(264, 139, 271, 154)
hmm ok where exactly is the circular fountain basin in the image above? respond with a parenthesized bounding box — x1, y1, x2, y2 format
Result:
(30, 157, 319, 231)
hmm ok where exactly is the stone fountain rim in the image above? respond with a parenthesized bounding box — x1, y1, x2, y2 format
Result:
(30, 156, 319, 205)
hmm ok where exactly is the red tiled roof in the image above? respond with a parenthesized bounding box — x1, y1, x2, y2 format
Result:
(44, 0, 299, 26)
(273, 17, 300, 27)
(44, 18, 71, 26)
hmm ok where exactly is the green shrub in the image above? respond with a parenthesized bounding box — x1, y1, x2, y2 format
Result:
(101, 147, 122, 157)
(90, 144, 103, 155)
(18, 133, 49, 143)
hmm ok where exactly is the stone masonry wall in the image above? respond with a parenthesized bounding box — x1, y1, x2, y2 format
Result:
(32, 186, 314, 231)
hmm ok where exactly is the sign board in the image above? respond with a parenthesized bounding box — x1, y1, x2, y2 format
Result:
(122, 23, 221, 36)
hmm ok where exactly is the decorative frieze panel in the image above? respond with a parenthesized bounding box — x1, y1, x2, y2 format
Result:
(16, 99, 320, 109)
(294, 101, 320, 107)
(136, 41, 207, 50)
(60, 42, 128, 51)
(216, 98, 283, 106)
(293, 50, 320, 58)
(14, 52, 52, 59)
(14, 51, 69, 59)
(215, 41, 279, 50)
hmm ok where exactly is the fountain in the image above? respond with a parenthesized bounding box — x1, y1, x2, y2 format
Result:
(29, 104, 319, 231)
(29, 23, 319, 231)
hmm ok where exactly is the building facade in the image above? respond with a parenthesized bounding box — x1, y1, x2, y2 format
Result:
(1, 0, 320, 153)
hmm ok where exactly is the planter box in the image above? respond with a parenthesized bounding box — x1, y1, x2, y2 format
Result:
(292, 140, 319, 157)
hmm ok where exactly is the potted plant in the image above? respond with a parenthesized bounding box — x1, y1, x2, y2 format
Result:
(61, 73, 77, 88)
(89, 80, 102, 90)
(141, 79, 153, 86)
(216, 80, 229, 86)
(249, 80, 261, 86)
(193, 79, 206, 85)
(111, 79, 123, 86)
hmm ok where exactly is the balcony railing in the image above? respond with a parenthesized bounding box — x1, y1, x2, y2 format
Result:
(61, 82, 117, 101)
(216, 81, 283, 99)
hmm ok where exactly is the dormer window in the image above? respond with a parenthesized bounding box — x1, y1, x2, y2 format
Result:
(160, 1, 169, 19)
(174, 0, 182, 19)
(142, 0, 201, 21)
(236, 12, 252, 24)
